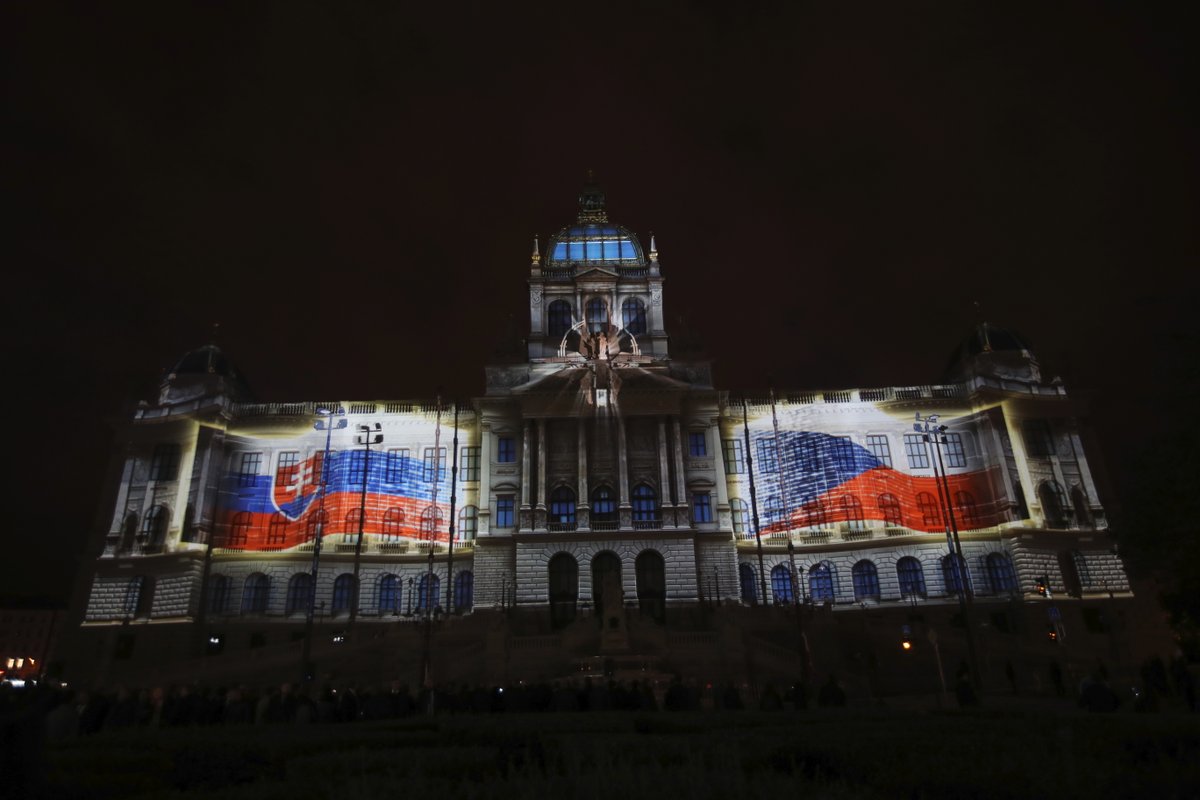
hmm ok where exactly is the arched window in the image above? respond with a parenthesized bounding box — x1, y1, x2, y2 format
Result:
(739, 563, 758, 605)
(771, 564, 795, 604)
(420, 506, 444, 539)
(591, 486, 616, 527)
(383, 507, 405, 540)
(803, 499, 827, 529)
(586, 297, 608, 333)
(1071, 485, 1093, 528)
(417, 573, 440, 612)
(550, 486, 577, 530)
(142, 505, 169, 547)
(267, 513, 289, 546)
(809, 562, 835, 603)
(332, 574, 356, 616)
(954, 491, 978, 529)
(343, 509, 365, 542)
(632, 484, 658, 528)
(119, 512, 138, 553)
(208, 574, 231, 615)
(378, 574, 400, 615)
(306, 510, 329, 542)
(621, 297, 646, 335)
(549, 553, 578, 628)
(226, 511, 251, 547)
(878, 494, 903, 527)
(459, 506, 478, 541)
(242, 573, 270, 614)
(916, 492, 941, 527)
(548, 299, 573, 338)
(852, 560, 880, 601)
(842, 495, 865, 531)
(986, 552, 1017, 594)
(635, 550, 666, 622)
(897, 557, 926, 599)
(1058, 550, 1088, 597)
(731, 498, 749, 536)
(1013, 481, 1029, 520)
(286, 573, 314, 616)
(454, 570, 474, 612)
(941, 554, 971, 597)
(129, 576, 154, 617)
(1039, 481, 1068, 528)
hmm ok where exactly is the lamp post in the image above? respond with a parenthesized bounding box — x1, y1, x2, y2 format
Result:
(350, 422, 383, 624)
(301, 406, 346, 685)
(770, 388, 812, 684)
(914, 412, 982, 693)
(421, 397, 444, 706)
(741, 398, 768, 607)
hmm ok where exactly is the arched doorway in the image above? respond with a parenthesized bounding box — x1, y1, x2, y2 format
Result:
(548, 553, 579, 629)
(591, 551, 623, 628)
(635, 550, 666, 623)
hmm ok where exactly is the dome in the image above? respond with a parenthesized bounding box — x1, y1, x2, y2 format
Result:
(945, 322, 1040, 384)
(168, 344, 244, 381)
(544, 175, 647, 268)
(956, 322, 1034, 358)
(160, 344, 253, 403)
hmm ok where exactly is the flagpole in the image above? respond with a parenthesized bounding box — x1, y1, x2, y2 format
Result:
(742, 398, 768, 606)
(770, 388, 811, 683)
(445, 401, 460, 614)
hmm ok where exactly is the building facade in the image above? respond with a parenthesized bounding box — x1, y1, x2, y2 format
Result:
(69, 183, 1131, 690)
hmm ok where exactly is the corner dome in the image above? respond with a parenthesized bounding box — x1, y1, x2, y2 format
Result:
(956, 322, 1035, 359)
(544, 176, 646, 268)
(159, 344, 253, 403)
(946, 322, 1041, 385)
(168, 344, 244, 382)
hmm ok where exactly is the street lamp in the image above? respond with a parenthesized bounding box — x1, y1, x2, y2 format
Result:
(350, 422, 384, 624)
(913, 412, 982, 693)
(301, 406, 346, 685)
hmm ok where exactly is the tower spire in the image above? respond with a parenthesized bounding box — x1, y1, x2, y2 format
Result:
(531, 235, 541, 266)
(577, 170, 608, 223)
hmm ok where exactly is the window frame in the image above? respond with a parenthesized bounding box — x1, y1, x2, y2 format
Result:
(460, 447, 480, 482)
(496, 437, 516, 464)
(903, 434, 930, 470)
(496, 495, 515, 528)
(865, 435, 893, 468)
(238, 452, 263, 488)
(722, 438, 745, 474)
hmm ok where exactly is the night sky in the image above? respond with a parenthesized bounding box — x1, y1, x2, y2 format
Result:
(5, 3, 1196, 602)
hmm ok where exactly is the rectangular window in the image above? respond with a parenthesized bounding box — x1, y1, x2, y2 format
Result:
(756, 438, 778, 473)
(423, 447, 447, 482)
(796, 438, 820, 472)
(692, 492, 713, 523)
(276, 451, 299, 486)
(150, 444, 181, 482)
(865, 435, 892, 468)
(1024, 420, 1055, 457)
(722, 439, 745, 474)
(903, 434, 930, 470)
(460, 447, 480, 482)
(496, 495, 515, 528)
(942, 433, 967, 468)
(834, 436, 854, 465)
(497, 437, 516, 463)
(385, 448, 409, 483)
(688, 431, 707, 457)
(238, 452, 262, 487)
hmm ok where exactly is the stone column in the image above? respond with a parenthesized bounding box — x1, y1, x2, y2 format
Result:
(577, 419, 590, 530)
(711, 419, 731, 530)
(520, 421, 532, 531)
(478, 423, 492, 536)
(672, 417, 688, 527)
(658, 418, 675, 529)
(617, 415, 631, 530)
(535, 419, 548, 531)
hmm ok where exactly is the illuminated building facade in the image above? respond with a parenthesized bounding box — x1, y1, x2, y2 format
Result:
(69, 183, 1131, 690)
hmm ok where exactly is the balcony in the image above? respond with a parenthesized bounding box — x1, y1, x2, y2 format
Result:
(591, 519, 619, 532)
(547, 522, 578, 533)
(632, 518, 661, 531)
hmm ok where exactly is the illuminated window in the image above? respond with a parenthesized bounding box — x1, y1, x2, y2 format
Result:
(417, 573, 440, 611)
(228, 511, 252, 546)
(286, 573, 313, 616)
(275, 451, 299, 486)
(1024, 420, 1055, 457)
(622, 297, 646, 335)
(809, 562, 835, 602)
(954, 491, 978, 528)
(343, 509, 364, 543)
(878, 493, 903, 527)
(241, 573, 269, 614)
(460, 447, 480, 482)
(739, 564, 758, 604)
(865, 435, 892, 468)
(385, 448, 408, 483)
(632, 484, 658, 525)
(852, 560, 880, 601)
(382, 507, 404, 540)
(150, 444, 181, 481)
(692, 492, 713, 523)
(897, 557, 926, 598)
(423, 447, 447, 482)
(454, 570, 474, 612)
(903, 435, 930, 469)
(688, 431, 707, 457)
(731, 498, 749, 535)
(756, 438, 778, 473)
(722, 439, 745, 474)
(305, 509, 329, 541)
(378, 574, 400, 614)
(586, 298, 607, 333)
(803, 499, 827, 529)
(797, 437, 820, 472)
(941, 554, 971, 596)
(942, 433, 966, 468)
(917, 492, 941, 526)
(238, 452, 262, 487)
(833, 437, 855, 473)
(771, 564, 794, 604)
(842, 494, 865, 530)
(548, 300, 573, 338)
(496, 495, 515, 528)
(591, 486, 616, 525)
(496, 437, 516, 463)
(986, 552, 1017, 594)
(332, 574, 355, 616)
(208, 574, 231, 615)
(267, 513, 289, 546)
(459, 506, 478, 540)
(420, 505, 444, 538)
(550, 487, 576, 528)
